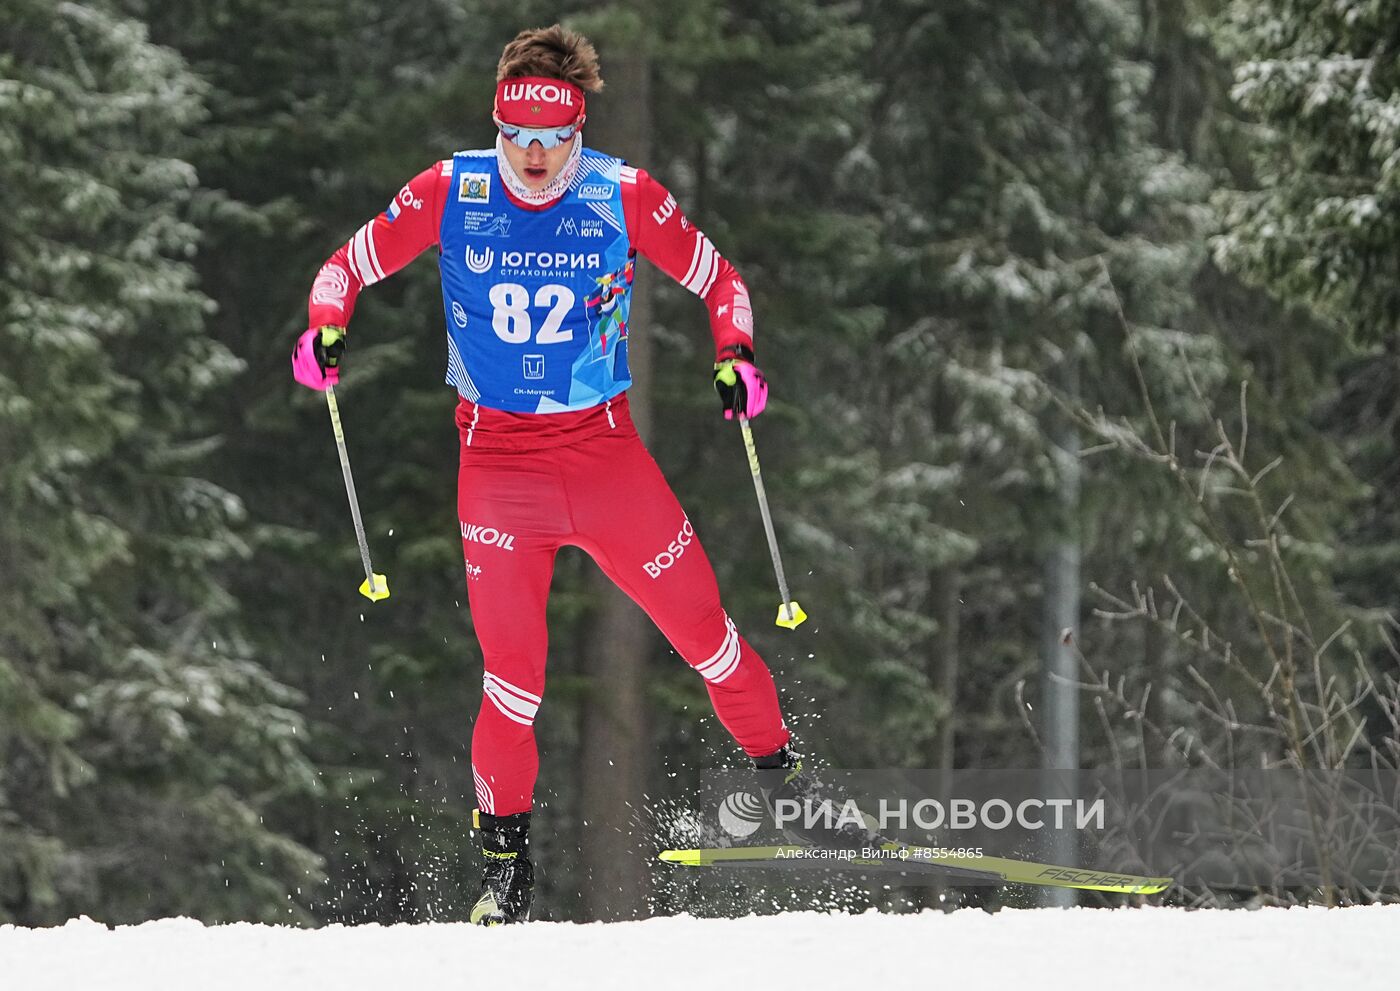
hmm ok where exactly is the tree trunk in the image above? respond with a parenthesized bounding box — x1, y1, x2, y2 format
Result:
(930, 371, 963, 773)
(1041, 353, 1081, 907)
(578, 43, 654, 923)
(933, 567, 961, 770)
(928, 565, 962, 909)
(928, 371, 962, 907)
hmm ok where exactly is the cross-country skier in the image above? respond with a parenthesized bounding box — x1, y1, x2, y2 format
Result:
(293, 24, 813, 924)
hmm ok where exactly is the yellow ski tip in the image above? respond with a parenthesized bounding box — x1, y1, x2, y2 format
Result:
(658, 849, 702, 866)
(1083, 879, 1172, 895)
(359, 574, 391, 602)
(1128, 879, 1174, 895)
(775, 600, 807, 629)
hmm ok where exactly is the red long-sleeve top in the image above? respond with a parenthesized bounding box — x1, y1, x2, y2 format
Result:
(307, 157, 756, 362)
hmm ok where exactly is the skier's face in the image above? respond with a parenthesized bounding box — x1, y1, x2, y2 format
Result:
(499, 129, 575, 191)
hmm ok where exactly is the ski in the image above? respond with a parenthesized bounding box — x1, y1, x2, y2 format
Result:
(658, 843, 1172, 895)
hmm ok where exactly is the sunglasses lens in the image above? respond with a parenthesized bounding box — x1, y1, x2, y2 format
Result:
(498, 122, 576, 150)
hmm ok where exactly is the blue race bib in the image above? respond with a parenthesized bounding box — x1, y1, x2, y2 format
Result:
(439, 149, 635, 413)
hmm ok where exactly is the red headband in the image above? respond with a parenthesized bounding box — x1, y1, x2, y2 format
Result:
(494, 76, 585, 127)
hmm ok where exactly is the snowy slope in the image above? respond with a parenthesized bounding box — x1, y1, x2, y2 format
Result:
(3, 907, 1393, 991)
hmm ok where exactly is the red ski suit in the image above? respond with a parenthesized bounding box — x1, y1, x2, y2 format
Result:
(308, 152, 790, 815)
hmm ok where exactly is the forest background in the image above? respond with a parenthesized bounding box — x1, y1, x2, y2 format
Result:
(6, 0, 1400, 923)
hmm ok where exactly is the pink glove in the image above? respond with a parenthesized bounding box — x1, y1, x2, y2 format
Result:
(713, 345, 768, 420)
(292, 326, 344, 391)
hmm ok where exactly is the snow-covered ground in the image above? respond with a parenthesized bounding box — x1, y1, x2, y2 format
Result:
(3, 906, 1393, 990)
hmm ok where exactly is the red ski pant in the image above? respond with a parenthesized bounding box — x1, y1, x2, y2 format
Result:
(459, 407, 790, 817)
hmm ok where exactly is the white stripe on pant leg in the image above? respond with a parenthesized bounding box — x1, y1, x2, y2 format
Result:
(694, 616, 736, 671)
(483, 672, 540, 725)
(484, 670, 542, 705)
(694, 629, 737, 680)
(465, 401, 480, 446)
(697, 615, 736, 663)
(473, 765, 496, 815)
(706, 638, 742, 683)
(695, 619, 742, 683)
(473, 766, 493, 812)
(484, 684, 536, 725)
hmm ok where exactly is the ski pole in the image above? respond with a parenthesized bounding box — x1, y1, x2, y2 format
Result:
(325, 384, 389, 602)
(737, 414, 806, 629)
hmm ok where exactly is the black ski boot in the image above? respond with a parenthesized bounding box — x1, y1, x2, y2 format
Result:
(470, 809, 534, 925)
(753, 743, 882, 850)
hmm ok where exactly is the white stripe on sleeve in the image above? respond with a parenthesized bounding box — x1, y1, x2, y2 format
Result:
(683, 236, 717, 295)
(351, 224, 386, 284)
(681, 235, 705, 289)
(699, 254, 721, 297)
(342, 236, 365, 284)
(349, 229, 371, 285)
(361, 222, 386, 282)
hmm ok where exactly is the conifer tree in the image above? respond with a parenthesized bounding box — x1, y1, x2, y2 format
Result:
(0, 0, 320, 924)
(1214, 0, 1400, 341)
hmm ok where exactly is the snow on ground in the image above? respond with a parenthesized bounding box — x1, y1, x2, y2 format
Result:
(2, 906, 1394, 991)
